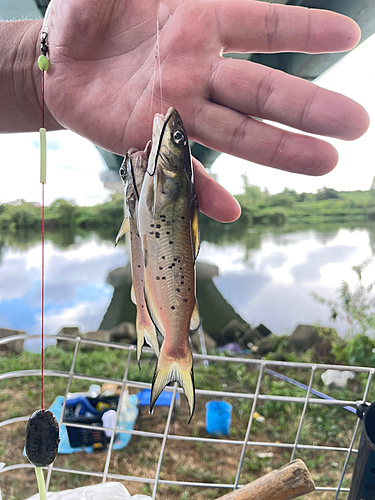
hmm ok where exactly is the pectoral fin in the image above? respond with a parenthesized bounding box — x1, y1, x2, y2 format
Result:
(130, 284, 136, 305)
(191, 201, 200, 260)
(115, 218, 130, 246)
(189, 297, 200, 331)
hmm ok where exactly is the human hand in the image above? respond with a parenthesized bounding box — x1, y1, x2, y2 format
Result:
(45, 0, 369, 222)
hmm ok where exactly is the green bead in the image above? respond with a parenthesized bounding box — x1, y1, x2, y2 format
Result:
(38, 55, 49, 72)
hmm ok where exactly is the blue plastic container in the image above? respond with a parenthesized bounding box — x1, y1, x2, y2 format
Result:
(205, 401, 232, 436)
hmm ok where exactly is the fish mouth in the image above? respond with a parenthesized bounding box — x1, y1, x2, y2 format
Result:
(147, 107, 176, 176)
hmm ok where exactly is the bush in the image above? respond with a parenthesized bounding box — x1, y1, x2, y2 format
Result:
(315, 187, 340, 201)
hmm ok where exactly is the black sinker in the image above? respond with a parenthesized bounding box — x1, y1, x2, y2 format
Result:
(25, 409, 60, 467)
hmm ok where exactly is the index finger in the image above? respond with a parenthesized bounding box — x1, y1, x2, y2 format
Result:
(216, 0, 361, 54)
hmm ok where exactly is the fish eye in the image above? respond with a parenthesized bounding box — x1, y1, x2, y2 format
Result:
(173, 130, 186, 145)
(119, 166, 125, 178)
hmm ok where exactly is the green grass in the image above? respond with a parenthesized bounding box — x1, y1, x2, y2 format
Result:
(0, 343, 370, 499)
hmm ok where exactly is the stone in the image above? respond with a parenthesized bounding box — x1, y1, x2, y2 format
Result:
(290, 324, 320, 351)
(220, 319, 249, 343)
(0, 328, 25, 354)
(58, 326, 80, 336)
(255, 323, 272, 337)
(191, 330, 217, 353)
(56, 326, 80, 347)
(256, 335, 281, 356)
(109, 322, 136, 343)
(290, 325, 339, 363)
(80, 330, 111, 350)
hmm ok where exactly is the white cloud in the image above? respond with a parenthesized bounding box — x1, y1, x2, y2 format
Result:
(0, 130, 111, 206)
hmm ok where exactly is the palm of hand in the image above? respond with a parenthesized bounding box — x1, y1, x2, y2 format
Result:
(47, 0, 216, 154)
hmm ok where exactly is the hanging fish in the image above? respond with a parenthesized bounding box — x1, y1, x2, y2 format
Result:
(116, 145, 160, 364)
(138, 107, 200, 421)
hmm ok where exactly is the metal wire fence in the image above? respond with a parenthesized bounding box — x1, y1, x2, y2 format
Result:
(0, 333, 373, 499)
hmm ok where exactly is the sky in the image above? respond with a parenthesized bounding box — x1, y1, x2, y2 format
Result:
(0, 35, 374, 205)
(213, 34, 375, 195)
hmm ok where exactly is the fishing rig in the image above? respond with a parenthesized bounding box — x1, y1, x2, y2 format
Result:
(0, 333, 374, 499)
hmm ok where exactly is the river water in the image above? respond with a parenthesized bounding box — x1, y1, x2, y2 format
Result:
(0, 221, 374, 350)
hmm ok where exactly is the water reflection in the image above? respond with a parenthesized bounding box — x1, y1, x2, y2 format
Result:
(0, 229, 127, 350)
(0, 221, 374, 349)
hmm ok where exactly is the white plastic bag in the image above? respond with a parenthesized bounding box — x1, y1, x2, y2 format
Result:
(25, 482, 152, 500)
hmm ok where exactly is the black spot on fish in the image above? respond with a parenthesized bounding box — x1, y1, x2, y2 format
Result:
(176, 288, 180, 292)
(150, 231, 154, 235)
(179, 267, 183, 270)
(181, 216, 185, 219)
(141, 305, 144, 308)
(183, 299, 188, 303)
(137, 265, 141, 268)
(172, 219, 175, 223)
(181, 281, 184, 285)
(181, 276, 185, 279)
(159, 266, 163, 270)
(166, 221, 171, 226)
(174, 258, 177, 261)
(168, 266, 172, 269)
(162, 276, 166, 280)
(188, 287, 191, 291)
(171, 306, 175, 310)
(178, 260, 181, 263)
(155, 232, 160, 238)
(162, 256, 165, 260)
(156, 224, 161, 228)
(150, 224, 154, 227)
(169, 241, 173, 245)
(160, 215, 166, 218)
(156, 276, 160, 280)
(166, 231, 170, 235)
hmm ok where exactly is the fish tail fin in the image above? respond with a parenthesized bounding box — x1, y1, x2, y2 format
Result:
(136, 317, 160, 367)
(150, 345, 195, 422)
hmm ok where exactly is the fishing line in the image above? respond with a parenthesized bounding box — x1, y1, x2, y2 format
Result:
(24, 6, 60, 498)
(39, 30, 49, 411)
(156, 4, 164, 115)
(151, 0, 164, 114)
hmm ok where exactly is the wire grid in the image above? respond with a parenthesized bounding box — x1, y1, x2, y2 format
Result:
(0, 333, 374, 499)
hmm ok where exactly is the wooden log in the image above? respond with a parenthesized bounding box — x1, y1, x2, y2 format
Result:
(215, 459, 315, 500)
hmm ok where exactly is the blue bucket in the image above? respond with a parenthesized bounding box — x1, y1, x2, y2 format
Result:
(205, 401, 232, 436)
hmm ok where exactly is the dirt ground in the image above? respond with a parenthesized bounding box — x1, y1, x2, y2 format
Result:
(0, 387, 353, 500)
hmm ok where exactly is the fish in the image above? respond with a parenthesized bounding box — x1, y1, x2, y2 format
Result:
(138, 107, 200, 420)
(116, 145, 160, 364)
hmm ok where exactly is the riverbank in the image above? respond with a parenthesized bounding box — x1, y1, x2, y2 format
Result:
(0, 329, 374, 499)
(1, 187, 375, 230)
(236, 186, 375, 226)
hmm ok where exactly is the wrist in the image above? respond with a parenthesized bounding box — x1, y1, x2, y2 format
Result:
(0, 20, 61, 133)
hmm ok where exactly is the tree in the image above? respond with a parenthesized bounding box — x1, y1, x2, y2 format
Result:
(313, 260, 375, 338)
